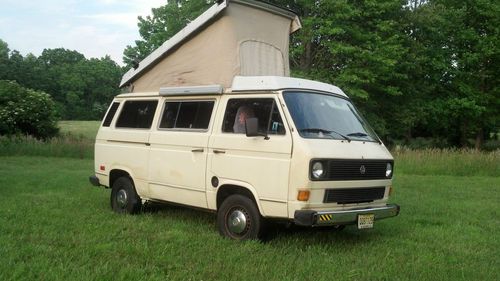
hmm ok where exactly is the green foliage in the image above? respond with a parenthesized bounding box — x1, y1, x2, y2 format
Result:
(402, 0, 500, 147)
(0, 80, 58, 139)
(0, 42, 123, 120)
(273, 0, 499, 148)
(123, 0, 212, 67)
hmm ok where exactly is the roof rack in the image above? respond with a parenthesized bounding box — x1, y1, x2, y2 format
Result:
(159, 85, 224, 96)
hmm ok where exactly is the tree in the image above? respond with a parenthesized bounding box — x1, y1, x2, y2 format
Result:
(403, 0, 499, 148)
(0, 41, 124, 120)
(0, 80, 59, 139)
(0, 39, 11, 80)
(271, 0, 410, 138)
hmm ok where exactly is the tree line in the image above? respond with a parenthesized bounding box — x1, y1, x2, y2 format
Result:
(0, 40, 123, 121)
(124, 0, 498, 149)
(1, 0, 498, 149)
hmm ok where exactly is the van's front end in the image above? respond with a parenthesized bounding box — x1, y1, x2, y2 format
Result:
(281, 89, 400, 229)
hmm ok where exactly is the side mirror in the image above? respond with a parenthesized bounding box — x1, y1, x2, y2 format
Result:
(245, 118, 269, 139)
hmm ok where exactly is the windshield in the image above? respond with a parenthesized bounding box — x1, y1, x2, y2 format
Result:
(283, 91, 379, 142)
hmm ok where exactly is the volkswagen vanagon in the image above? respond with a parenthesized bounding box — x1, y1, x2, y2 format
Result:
(90, 76, 400, 240)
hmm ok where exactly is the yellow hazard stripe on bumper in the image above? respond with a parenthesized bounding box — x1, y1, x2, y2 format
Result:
(318, 214, 333, 221)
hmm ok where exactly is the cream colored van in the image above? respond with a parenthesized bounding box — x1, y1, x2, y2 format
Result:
(90, 76, 400, 240)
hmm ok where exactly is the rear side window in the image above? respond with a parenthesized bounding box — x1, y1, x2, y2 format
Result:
(116, 100, 158, 129)
(159, 101, 214, 130)
(102, 102, 120, 127)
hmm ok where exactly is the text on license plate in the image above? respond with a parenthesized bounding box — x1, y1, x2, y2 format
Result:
(358, 214, 375, 229)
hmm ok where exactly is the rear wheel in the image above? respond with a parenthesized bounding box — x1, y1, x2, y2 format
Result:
(217, 194, 263, 240)
(110, 177, 141, 214)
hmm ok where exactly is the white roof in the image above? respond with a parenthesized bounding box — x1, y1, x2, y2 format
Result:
(120, 0, 300, 88)
(116, 76, 347, 98)
(231, 76, 348, 97)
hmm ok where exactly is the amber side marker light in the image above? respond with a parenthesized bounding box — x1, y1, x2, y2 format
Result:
(297, 190, 310, 201)
(389, 186, 393, 196)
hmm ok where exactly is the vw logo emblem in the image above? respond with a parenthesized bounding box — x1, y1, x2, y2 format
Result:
(360, 165, 366, 174)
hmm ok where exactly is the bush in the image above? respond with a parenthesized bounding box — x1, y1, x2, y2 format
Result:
(0, 80, 59, 139)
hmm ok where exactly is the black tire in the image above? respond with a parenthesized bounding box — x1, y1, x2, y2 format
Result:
(217, 194, 264, 240)
(110, 176, 141, 214)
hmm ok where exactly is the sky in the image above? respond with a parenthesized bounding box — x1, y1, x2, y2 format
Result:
(0, 0, 168, 65)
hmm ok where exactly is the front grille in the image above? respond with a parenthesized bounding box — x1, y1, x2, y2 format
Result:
(324, 187, 386, 204)
(312, 159, 393, 181)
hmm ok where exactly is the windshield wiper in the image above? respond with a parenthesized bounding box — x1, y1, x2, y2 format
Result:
(347, 132, 369, 137)
(347, 132, 382, 144)
(299, 128, 351, 142)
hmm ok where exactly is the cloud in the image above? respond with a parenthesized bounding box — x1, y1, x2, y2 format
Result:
(0, 0, 172, 65)
(80, 13, 140, 29)
(94, 0, 168, 15)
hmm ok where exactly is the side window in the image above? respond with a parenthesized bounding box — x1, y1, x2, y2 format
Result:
(115, 100, 158, 129)
(159, 101, 214, 130)
(222, 98, 286, 135)
(102, 102, 120, 127)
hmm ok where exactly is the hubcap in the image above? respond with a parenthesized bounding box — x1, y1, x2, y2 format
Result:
(228, 209, 248, 234)
(116, 189, 128, 208)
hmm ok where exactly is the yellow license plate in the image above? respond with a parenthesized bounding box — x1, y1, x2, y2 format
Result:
(358, 214, 374, 229)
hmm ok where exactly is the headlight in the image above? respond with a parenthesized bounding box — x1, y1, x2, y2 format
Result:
(386, 163, 393, 178)
(312, 161, 325, 179)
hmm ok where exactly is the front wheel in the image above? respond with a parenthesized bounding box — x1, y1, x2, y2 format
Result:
(110, 177, 141, 214)
(217, 194, 263, 240)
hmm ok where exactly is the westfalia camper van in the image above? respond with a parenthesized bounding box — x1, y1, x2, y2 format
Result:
(89, 0, 399, 240)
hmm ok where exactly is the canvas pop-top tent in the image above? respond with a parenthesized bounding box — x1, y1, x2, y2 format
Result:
(120, 0, 301, 93)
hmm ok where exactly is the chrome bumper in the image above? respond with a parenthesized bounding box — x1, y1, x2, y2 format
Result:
(294, 204, 400, 226)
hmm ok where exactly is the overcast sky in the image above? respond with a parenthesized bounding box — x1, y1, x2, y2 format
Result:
(0, 0, 168, 65)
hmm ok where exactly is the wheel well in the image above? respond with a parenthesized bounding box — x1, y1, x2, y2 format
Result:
(109, 169, 131, 188)
(216, 185, 258, 210)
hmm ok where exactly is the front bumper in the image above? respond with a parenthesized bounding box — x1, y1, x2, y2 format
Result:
(294, 204, 400, 226)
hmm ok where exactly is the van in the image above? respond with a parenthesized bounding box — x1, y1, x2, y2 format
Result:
(89, 75, 400, 240)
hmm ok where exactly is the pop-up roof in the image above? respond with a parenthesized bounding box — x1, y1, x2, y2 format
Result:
(120, 0, 301, 92)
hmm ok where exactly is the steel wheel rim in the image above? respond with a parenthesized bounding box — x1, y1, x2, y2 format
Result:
(227, 208, 250, 235)
(116, 189, 128, 209)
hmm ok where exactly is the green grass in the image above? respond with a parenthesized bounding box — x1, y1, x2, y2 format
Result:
(1, 121, 499, 280)
(393, 148, 499, 177)
(0, 156, 499, 281)
(0, 121, 98, 159)
(58, 120, 100, 140)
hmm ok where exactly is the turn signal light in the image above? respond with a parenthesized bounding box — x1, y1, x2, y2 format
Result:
(297, 190, 310, 201)
(389, 186, 393, 196)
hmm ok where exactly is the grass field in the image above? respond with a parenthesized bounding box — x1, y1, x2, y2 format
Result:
(58, 121, 101, 140)
(0, 121, 499, 280)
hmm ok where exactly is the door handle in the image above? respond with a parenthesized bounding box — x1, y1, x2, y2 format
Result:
(191, 148, 204, 153)
(213, 149, 226, 154)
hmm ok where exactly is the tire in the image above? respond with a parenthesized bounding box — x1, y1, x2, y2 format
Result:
(217, 194, 263, 240)
(110, 176, 141, 214)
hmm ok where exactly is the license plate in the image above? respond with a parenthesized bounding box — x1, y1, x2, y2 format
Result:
(358, 214, 374, 229)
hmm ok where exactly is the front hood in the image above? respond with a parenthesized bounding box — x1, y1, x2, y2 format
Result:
(295, 138, 393, 160)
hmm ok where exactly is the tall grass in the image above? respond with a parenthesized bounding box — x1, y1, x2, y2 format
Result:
(58, 120, 100, 139)
(0, 121, 99, 159)
(0, 134, 93, 159)
(393, 148, 499, 177)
